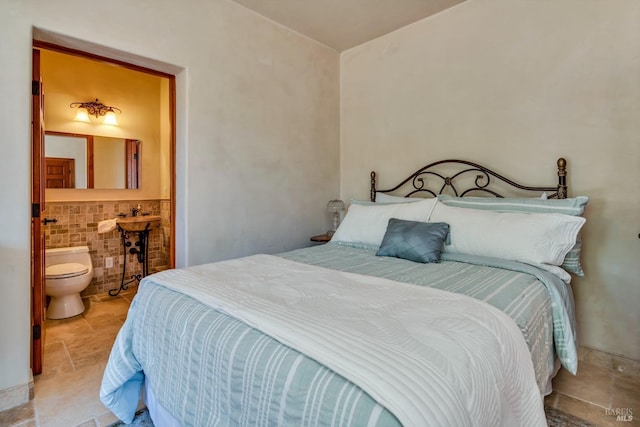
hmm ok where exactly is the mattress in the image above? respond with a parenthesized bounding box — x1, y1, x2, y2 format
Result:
(101, 243, 576, 426)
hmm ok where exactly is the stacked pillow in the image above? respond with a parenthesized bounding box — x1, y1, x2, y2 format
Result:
(330, 194, 588, 280)
(374, 193, 423, 204)
(331, 199, 437, 248)
(437, 195, 589, 277)
(430, 201, 585, 282)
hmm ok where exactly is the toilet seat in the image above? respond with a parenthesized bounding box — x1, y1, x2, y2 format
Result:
(46, 263, 89, 279)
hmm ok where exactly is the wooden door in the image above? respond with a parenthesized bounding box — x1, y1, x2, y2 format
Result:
(31, 48, 46, 375)
(45, 157, 75, 188)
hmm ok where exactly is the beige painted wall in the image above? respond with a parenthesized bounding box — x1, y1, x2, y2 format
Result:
(41, 49, 165, 201)
(92, 137, 125, 189)
(159, 79, 171, 200)
(0, 0, 339, 403)
(341, 1, 640, 360)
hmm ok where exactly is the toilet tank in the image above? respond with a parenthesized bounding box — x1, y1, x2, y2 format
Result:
(45, 246, 92, 268)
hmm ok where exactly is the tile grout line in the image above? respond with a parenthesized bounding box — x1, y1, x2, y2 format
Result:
(554, 387, 611, 411)
(33, 398, 42, 427)
(62, 339, 77, 372)
(608, 371, 615, 410)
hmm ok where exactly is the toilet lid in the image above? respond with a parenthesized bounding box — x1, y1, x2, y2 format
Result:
(46, 263, 89, 279)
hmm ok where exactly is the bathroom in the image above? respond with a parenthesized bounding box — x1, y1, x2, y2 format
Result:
(39, 46, 173, 314)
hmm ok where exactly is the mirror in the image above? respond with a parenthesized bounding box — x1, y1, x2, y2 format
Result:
(44, 131, 140, 189)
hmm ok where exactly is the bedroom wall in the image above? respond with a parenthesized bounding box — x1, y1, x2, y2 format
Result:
(340, 0, 640, 361)
(0, 0, 339, 408)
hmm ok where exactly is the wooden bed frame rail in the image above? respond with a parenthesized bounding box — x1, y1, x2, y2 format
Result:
(371, 158, 567, 201)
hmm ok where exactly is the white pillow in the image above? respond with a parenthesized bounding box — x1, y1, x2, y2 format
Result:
(429, 202, 585, 281)
(375, 193, 424, 204)
(332, 199, 437, 247)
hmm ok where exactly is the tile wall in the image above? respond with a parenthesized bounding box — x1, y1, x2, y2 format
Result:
(44, 200, 171, 296)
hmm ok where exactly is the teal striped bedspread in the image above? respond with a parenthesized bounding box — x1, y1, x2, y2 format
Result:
(283, 243, 578, 378)
(100, 243, 576, 425)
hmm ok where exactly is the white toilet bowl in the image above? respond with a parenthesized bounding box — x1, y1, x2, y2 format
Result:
(45, 246, 94, 319)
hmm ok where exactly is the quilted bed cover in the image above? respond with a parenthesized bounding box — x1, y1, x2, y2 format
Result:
(101, 244, 577, 426)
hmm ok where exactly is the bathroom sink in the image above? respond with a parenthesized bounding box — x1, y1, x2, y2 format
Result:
(117, 215, 161, 232)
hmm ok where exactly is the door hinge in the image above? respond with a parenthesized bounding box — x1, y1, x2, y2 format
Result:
(32, 80, 40, 96)
(33, 324, 41, 340)
(32, 203, 40, 218)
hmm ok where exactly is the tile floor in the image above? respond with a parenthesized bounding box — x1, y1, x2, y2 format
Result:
(0, 290, 638, 427)
(0, 290, 138, 427)
(544, 348, 640, 427)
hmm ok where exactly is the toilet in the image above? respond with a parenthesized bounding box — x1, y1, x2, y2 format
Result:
(45, 246, 94, 319)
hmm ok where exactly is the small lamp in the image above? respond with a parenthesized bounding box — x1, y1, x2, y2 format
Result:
(326, 199, 345, 236)
(103, 109, 119, 126)
(73, 108, 90, 122)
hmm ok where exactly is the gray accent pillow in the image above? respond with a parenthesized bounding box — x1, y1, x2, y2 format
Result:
(376, 218, 450, 264)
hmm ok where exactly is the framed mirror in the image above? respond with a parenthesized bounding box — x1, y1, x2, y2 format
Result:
(44, 131, 140, 189)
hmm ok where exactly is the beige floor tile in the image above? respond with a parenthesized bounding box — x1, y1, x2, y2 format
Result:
(611, 374, 640, 412)
(39, 341, 74, 381)
(553, 362, 613, 407)
(45, 316, 94, 343)
(89, 293, 117, 303)
(554, 393, 623, 427)
(73, 419, 98, 427)
(83, 298, 131, 320)
(95, 410, 120, 426)
(30, 295, 135, 427)
(613, 355, 640, 377)
(119, 288, 138, 301)
(0, 401, 35, 427)
(72, 349, 112, 371)
(578, 346, 614, 371)
(84, 314, 124, 335)
(35, 364, 109, 427)
(64, 330, 119, 362)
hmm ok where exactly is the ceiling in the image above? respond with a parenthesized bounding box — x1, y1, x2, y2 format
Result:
(231, 0, 467, 52)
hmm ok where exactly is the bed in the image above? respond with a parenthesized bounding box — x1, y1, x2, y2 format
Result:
(101, 158, 586, 427)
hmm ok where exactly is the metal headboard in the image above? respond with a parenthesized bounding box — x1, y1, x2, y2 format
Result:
(371, 158, 567, 201)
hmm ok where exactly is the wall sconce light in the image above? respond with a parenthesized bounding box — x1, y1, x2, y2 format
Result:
(326, 199, 345, 236)
(70, 98, 121, 125)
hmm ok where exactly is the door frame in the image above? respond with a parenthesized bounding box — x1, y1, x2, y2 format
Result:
(31, 48, 46, 375)
(30, 41, 177, 373)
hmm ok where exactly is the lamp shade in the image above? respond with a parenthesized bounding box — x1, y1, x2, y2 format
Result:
(327, 200, 345, 213)
(74, 108, 90, 122)
(103, 110, 118, 126)
(327, 200, 345, 235)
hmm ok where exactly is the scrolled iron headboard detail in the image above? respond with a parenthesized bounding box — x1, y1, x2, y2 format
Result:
(371, 158, 567, 201)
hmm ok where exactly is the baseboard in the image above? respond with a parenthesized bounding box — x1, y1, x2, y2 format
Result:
(29, 369, 34, 400)
(578, 345, 640, 376)
(0, 375, 32, 412)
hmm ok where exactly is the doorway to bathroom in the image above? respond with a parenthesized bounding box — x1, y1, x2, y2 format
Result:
(30, 38, 177, 375)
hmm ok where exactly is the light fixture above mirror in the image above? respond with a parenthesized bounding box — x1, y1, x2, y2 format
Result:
(70, 98, 121, 126)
